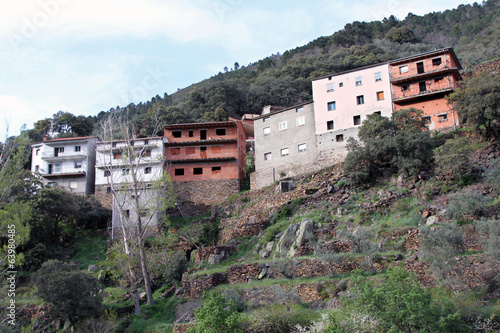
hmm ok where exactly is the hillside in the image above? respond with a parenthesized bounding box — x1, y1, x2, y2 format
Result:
(28, 0, 500, 140)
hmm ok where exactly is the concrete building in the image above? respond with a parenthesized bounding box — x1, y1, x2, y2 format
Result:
(163, 118, 248, 204)
(389, 47, 462, 131)
(30, 136, 98, 195)
(94, 136, 164, 232)
(254, 102, 317, 188)
(312, 62, 393, 163)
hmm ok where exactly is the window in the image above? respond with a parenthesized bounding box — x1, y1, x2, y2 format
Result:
(172, 131, 182, 138)
(355, 76, 362, 86)
(144, 150, 151, 157)
(58, 147, 64, 153)
(264, 152, 272, 161)
(74, 161, 82, 168)
(145, 167, 152, 174)
(54, 163, 61, 173)
(374, 72, 382, 82)
(419, 81, 427, 92)
(399, 65, 409, 74)
(113, 152, 122, 159)
(216, 128, 226, 135)
(336, 134, 344, 142)
(435, 77, 443, 83)
(438, 114, 448, 122)
(279, 121, 287, 131)
(144, 139, 149, 145)
(35, 165, 39, 172)
(174, 168, 184, 176)
(327, 120, 334, 130)
(402, 85, 409, 91)
(373, 111, 381, 116)
(123, 210, 130, 218)
(193, 167, 203, 175)
(74, 145, 81, 152)
(104, 170, 111, 177)
(189, 130, 194, 137)
(112, 142, 117, 147)
(422, 116, 431, 124)
(263, 117, 270, 122)
(263, 127, 271, 135)
(212, 166, 221, 173)
(106, 187, 112, 194)
(376, 91, 385, 101)
(298, 143, 307, 152)
(296, 116, 305, 126)
(36, 149, 39, 156)
(281, 148, 289, 156)
(356, 95, 364, 105)
(353, 115, 361, 126)
(296, 107, 304, 113)
(417, 62, 425, 74)
(171, 148, 181, 155)
(200, 130, 207, 140)
(327, 101, 336, 111)
(326, 83, 334, 92)
(122, 168, 130, 175)
(69, 181, 78, 189)
(432, 57, 442, 66)
(339, 82, 343, 87)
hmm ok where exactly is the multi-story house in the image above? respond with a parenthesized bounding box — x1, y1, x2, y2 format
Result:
(389, 47, 462, 130)
(254, 102, 317, 188)
(94, 136, 164, 232)
(163, 118, 248, 204)
(30, 136, 98, 195)
(312, 62, 393, 163)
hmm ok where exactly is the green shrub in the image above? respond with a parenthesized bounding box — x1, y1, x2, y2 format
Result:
(419, 224, 465, 281)
(245, 304, 315, 333)
(164, 252, 188, 285)
(434, 137, 473, 177)
(476, 218, 500, 260)
(198, 220, 220, 246)
(23, 243, 48, 271)
(483, 159, 500, 185)
(446, 190, 488, 221)
(188, 291, 242, 333)
(343, 266, 468, 332)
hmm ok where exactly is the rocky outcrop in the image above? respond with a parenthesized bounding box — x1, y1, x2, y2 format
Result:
(274, 218, 317, 258)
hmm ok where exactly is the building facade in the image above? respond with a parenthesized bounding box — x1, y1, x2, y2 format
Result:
(254, 102, 317, 188)
(30, 136, 98, 195)
(163, 119, 247, 204)
(389, 48, 462, 130)
(94, 136, 164, 231)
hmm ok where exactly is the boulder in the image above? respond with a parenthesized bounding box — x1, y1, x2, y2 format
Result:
(426, 216, 439, 226)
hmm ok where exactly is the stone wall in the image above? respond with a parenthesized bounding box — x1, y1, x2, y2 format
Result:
(173, 179, 239, 204)
(181, 272, 227, 298)
(192, 245, 236, 264)
(94, 184, 113, 209)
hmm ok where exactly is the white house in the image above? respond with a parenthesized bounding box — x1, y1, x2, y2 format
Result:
(94, 136, 165, 233)
(30, 136, 98, 195)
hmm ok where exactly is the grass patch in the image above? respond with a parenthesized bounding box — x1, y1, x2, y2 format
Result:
(102, 287, 132, 308)
(126, 297, 181, 333)
(71, 235, 108, 269)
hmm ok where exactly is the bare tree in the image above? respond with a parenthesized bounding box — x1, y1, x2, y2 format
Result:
(98, 107, 174, 314)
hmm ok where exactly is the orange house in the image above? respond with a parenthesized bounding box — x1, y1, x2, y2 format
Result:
(389, 48, 462, 130)
(163, 118, 248, 204)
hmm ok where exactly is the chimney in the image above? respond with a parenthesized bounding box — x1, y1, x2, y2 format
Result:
(43, 135, 47, 141)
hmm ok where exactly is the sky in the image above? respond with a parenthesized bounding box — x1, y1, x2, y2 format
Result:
(0, 0, 478, 140)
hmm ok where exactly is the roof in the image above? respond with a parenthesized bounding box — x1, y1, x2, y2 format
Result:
(163, 121, 237, 129)
(389, 47, 462, 70)
(96, 136, 163, 145)
(31, 136, 98, 146)
(312, 62, 390, 82)
(254, 101, 314, 120)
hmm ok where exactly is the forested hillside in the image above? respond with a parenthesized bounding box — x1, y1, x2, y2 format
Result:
(28, 0, 499, 140)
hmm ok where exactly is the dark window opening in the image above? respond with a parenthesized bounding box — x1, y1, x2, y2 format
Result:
(189, 130, 194, 137)
(417, 62, 425, 74)
(174, 168, 184, 176)
(432, 58, 442, 66)
(402, 85, 409, 91)
(200, 130, 207, 140)
(212, 166, 221, 174)
(374, 111, 381, 116)
(353, 115, 361, 126)
(422, 116, 431, 124)
(356, 95, 364, 105)
(145, 167, 152, 174)
(419, 81, 427, 92)
(216, 128, 226, 135)
(104, 170, 111, 177)
(106, 187, 111, 194)
(435, 77, 443, 83)
(123, 210, 130, 218)
(336, 134, 344, 142)
(327, 120, 334, 130)
(193, 167, 203, 175)
(172, 131, 182, 138)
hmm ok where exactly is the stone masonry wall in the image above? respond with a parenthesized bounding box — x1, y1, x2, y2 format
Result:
(174, 179, 239, 204)
(94, 184, 113, 209)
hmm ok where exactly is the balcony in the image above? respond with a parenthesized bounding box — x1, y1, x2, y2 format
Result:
(392, 86, 456, 104)
(41, 152, 86, 162)
(391, 67, 460, 85)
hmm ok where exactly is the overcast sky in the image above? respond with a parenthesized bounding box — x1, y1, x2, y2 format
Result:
(0, 0, 477, 139)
